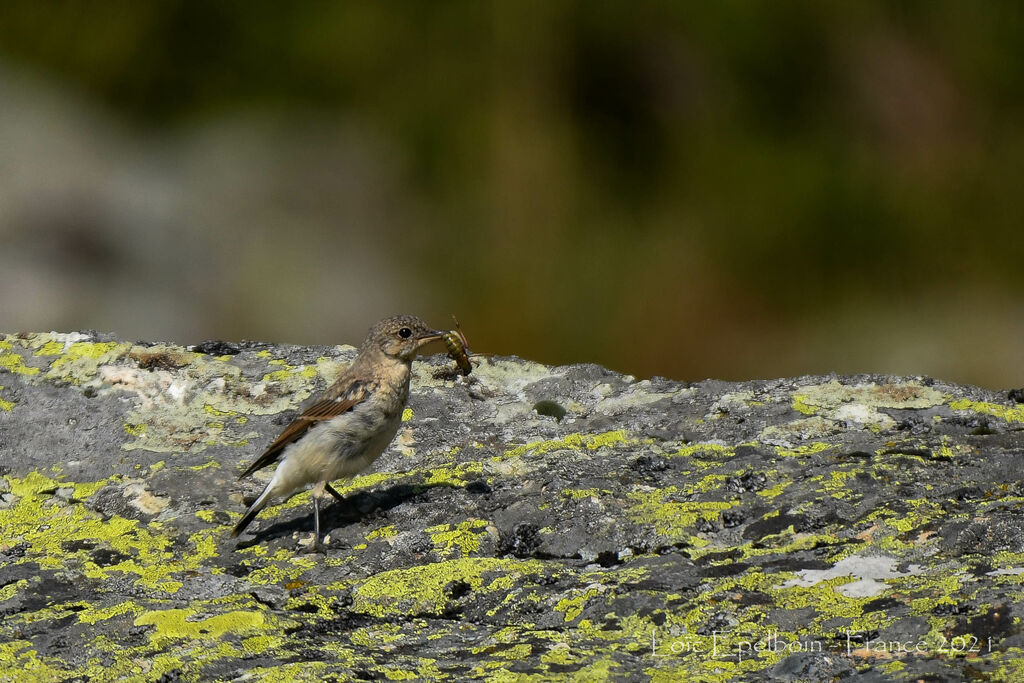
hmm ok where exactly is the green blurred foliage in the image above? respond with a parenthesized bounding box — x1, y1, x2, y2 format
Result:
(1, 2, 1022, 385)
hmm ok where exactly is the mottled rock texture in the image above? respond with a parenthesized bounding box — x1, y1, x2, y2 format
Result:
(1, 331, 1023, 681)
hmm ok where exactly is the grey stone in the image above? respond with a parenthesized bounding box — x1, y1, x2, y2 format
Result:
(1, 332, 1023, 680)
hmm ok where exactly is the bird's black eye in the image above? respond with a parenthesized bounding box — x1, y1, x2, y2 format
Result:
(398, 327, 412, 339)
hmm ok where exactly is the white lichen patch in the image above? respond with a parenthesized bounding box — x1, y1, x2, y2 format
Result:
(467, 357, 559, 395)
(773, 380, 939, 441)
(99, 366, 192, 410)
(987, 567, 1024, 576)
(595, 382, 677, 416)
(783, 554, 923, 598)
(314, 348, 355, 386)
(47, 342, 134, 383)
(34, 332, 93, 352)
(490, 401, 536, 426)
(760, 416, 839, 447)
(88, 348, 346, 455)
(834, 403, 896, 430)
(708, 390, 755, 417)
(396, 427, 417, 457)
(798, 380, 944, 412)
(123, 481, 171, 515)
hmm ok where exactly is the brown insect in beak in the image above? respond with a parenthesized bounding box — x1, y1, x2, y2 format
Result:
(443, 316, 472, 376)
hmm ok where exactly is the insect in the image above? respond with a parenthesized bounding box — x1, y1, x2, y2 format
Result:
(443, 315, 472, 376)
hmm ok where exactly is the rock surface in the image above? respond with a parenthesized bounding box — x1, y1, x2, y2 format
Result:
(1, 331, 1023, 682)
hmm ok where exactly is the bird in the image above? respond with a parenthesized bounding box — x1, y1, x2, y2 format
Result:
(231, 315, 444, 549)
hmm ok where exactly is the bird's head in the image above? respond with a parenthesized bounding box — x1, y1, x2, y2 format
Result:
(364, 315, 444, 362)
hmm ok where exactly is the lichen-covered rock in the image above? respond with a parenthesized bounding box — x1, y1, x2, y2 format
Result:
(1, 331, 1023, 681)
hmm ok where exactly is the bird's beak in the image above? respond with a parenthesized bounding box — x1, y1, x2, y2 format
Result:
(415, 330, 446, 350)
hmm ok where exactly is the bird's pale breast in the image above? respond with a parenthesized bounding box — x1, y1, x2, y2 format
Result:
(264, 363, 411, 498)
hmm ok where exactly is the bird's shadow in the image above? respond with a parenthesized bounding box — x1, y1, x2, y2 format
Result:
(232, 481, 460, 549)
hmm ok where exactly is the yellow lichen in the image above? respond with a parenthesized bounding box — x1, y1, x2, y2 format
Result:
(47, 341, 129, 382)
(562, 488, 607, 500)
(0, 386, 13, 411)
(773, 442, 830, 458)
(36, 340, 67, 356)
(367, 525, 398, 541)
(78, 601, 145, 625)
(949, 398, 1024, 424)
(423, 461, 483, 487)
(0, 341, 41, 376)
(0, 471, 234, 594)
(204, 404, 237, 417)
(355, 558, 544, 618)
(123, 422, 147, 436)
(627, 487, 734, 540)
(554, 587, 604, 623)
(0, 578, 28, 603)
(427, 520, 489, 557)
(134, 607, 266, 646)
(502, 430, 631, 460)
(792, 394, 818, 415)
(672, 443, 735, 458)
(0, 641, 73, 681)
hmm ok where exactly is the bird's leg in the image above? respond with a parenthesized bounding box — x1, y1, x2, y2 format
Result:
(325, 482, 346, 503)
(308, 483, 326, 553)
(311, 494, 324, 552)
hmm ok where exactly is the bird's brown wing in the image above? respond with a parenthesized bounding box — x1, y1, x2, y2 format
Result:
(238, 380, 368, 479)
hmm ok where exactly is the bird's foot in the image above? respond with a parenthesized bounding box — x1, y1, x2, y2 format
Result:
(298, 533, 327, 554)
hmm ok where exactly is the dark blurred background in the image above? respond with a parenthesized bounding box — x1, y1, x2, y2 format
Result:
(1, 2, 1022, 387)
